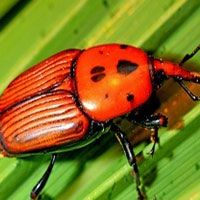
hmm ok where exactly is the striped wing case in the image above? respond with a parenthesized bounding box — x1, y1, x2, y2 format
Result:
(0, 49, 81, 112)
(0, 91, 89, 156)
(0, 49, 90, 156)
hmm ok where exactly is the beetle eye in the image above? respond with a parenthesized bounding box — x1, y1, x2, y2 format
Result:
(117, 60, 138, 75)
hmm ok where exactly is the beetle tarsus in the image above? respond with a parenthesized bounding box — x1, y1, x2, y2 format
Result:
(148, 128, 159, 156)
(31, 154, 57, 200)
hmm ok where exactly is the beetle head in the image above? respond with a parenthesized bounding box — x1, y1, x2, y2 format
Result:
(153, 58, 200, 82)
(152, 58, 200, 100)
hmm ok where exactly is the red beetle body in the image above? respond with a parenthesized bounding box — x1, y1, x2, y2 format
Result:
(0, 43, 199, 156)
(0, 43, 200, 199)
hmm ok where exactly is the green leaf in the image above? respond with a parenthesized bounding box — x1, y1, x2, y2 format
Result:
(0, 0, 200, 200)
(0, 0, 19, 19)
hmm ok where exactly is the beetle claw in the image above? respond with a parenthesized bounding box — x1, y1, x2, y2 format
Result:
(147, 143, 156, 157)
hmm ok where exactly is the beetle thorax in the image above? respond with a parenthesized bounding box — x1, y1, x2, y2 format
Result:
(75, 44, 153, 122)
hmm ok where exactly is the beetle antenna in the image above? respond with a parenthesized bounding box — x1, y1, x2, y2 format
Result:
(175, 44, 200, 101)
(179, 44, 200, 65)
(31, 154, 57, 200)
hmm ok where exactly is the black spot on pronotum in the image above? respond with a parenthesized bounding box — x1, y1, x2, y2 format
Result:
(127, 93, 134, 102)
(90, 66, 105, 74)
(91, 73, 106, 82)
(117, 60, 138, 75)
(90, 66, 106, 82)
(120, 44, 128, 49)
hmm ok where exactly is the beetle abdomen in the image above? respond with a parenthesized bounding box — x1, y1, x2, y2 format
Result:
(0, 49, 81, 112)
(0, 90, 89, 156)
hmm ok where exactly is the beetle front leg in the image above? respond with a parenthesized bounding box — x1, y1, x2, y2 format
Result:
(128, 113, 168, 155)
(130, 113, 168, 128)
(139, 113, 167, 156)
(174, 76, 200, 101)
(31, 154, 57, 200)
(112, 124, 145, 200)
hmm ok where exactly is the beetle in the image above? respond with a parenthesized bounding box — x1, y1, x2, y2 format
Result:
(0, 44, 200, 199)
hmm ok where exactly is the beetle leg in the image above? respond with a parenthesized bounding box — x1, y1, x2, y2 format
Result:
(140, 114, 167, 156)
(148, 128, 159, 156)
(31, 154, 57, 200)
(112, 124, 145, 200)
(130, 113, 168, 129)
(174, 78, 200, 101)
(175, 44, 200, 101)
(129, 113, 168, 155)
